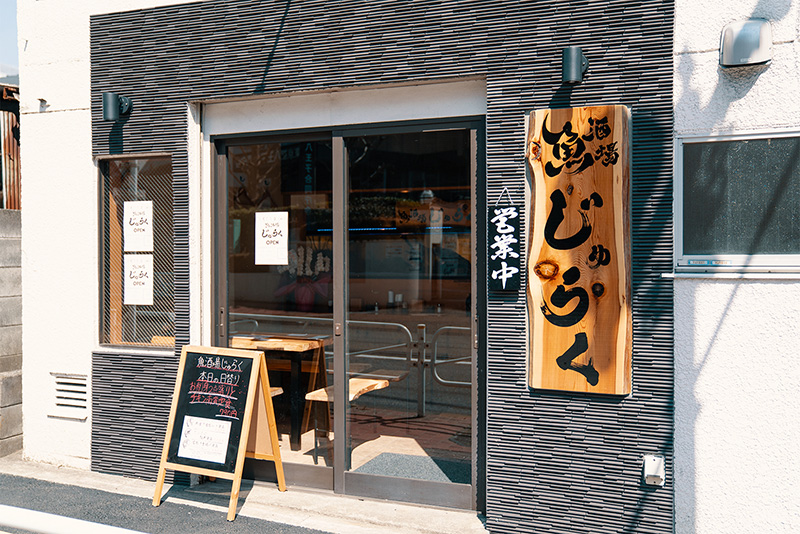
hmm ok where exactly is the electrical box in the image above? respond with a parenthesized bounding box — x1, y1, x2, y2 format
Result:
(720, 19, 772, 68)
(643, 455, 666, 487)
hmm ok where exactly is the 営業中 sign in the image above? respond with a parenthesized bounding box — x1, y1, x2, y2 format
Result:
(489, 204, 521, 291)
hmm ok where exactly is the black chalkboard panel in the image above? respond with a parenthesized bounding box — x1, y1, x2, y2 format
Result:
(166, 350, 254, 473)
(154, 345, 285, 521)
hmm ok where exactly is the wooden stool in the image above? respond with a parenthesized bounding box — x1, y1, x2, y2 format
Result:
(304, 378, 390, 464)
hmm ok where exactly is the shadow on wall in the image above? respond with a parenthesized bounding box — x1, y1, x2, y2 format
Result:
(674, 0, 795, 531)
(254, 0, 293, 95)
(523, 48, 680, 534)
(108, 119, 127, 155)
(532, 43, 683, 534)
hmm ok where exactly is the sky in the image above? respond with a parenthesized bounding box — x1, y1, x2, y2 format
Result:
(0, 0, 19, 74)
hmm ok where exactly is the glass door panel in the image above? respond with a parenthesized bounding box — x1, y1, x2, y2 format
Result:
(223, 138, 335, 467)
(344, 130, 473, 484)
(217, 123, 479, 503)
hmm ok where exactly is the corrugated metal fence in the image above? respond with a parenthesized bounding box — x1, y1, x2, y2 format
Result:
(1, 85, 21, 210)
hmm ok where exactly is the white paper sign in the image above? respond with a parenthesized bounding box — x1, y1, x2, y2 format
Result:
(177, 415, 232, 464)
(124, 254, 153, 306)
(123, 201, 153, 252)
(255, 211, 288, 265)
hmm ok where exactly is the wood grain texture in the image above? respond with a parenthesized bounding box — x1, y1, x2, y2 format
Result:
(230, 336, 329, 352)
(109, 190, 122, 344)
(526, 105, 631, 395)
(305, 378, 390, 403)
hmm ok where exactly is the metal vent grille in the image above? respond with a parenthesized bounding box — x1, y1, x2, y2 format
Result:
(48, 373, 88, 421)
(99, 157, 174, 348)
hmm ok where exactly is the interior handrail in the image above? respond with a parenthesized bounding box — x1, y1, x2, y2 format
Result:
(430, 325, 471, 388)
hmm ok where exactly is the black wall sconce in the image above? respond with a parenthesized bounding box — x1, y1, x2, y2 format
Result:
(102, 92, 133, 121)
(562, 46, 589, 84)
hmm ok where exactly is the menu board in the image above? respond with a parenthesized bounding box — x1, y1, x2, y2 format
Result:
(165, 348, 255, 473)
(154, 345, 285, 521)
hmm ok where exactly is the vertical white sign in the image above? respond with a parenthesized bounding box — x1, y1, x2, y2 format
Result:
(124, 254, 154, 306)
(177, 415, 232, 464)
(255, 211, 289, 265)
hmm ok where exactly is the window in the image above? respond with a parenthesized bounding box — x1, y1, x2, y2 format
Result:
(678, 132, 800, 270)
(100, 156, 174, 346)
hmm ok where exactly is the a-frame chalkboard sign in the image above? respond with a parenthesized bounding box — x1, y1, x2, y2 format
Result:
(153, 345, 286, 521)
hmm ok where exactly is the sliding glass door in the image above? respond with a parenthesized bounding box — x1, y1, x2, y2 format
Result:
(216, 135, 337, 476)
(214, 119, 481, 508)
(342, 129, 475, 506)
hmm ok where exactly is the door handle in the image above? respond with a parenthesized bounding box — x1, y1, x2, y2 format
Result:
(218, 307, 225, 344)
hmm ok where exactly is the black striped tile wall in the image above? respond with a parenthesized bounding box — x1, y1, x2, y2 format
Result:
(91, 351, 188, 484)
(91, 1, 674, 532)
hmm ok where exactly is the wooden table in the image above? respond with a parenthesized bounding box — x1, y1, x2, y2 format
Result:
(230, 335, 331, 450)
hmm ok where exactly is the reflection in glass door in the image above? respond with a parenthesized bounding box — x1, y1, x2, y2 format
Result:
(219, 137, 336, 471)
(344, 130, 474, 493)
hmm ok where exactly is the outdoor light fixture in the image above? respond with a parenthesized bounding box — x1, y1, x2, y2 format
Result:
(720, 19, 772, 68)
(562, 46, 589, 84)
(102, 92, 133, 121)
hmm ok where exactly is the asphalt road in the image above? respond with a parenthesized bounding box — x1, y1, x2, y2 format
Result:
(0, 473, 329, 534)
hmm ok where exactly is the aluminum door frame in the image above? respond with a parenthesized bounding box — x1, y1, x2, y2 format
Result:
(211, 117, 486, 510)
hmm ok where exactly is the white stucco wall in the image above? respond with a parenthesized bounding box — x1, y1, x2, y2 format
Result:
(674, 1, 800, 532)
(18, 0, 201, 468)
(675, 1, 800, 135)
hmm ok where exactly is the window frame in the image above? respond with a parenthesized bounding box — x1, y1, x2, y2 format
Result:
(97, 152, 175, 348)
(676, 129, 800, 272)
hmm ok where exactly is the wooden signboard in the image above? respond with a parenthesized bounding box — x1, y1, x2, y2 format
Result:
(525, 105, 631, 395)
(153, 345, 285, 521)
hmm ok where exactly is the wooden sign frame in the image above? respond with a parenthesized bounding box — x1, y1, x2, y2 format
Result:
(153, 345, 285, 521)
(525, 105, 632, 395)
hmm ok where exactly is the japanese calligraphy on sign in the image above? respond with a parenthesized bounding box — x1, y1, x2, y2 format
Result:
(489, 204, 521, 291)
(124, 253, 153, 306)
(123, 201, 153, 252)
(395, 201, 471, 229)
(525, 105, 631, 395)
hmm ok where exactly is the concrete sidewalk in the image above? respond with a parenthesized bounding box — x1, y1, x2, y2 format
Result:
(0, 452, 487, 534)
